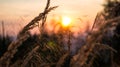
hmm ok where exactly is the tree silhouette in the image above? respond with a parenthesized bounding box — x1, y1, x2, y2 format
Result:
(0, 35, 12, 57)
(103, 0, 120, 19)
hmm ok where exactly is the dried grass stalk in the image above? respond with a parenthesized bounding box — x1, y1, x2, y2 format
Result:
(71, 15, 120, 67)
(56, 52, 69, 67)
(0, 0, 57, 67)
(0, 33, 29, 67)
(21, 46, 39, 67)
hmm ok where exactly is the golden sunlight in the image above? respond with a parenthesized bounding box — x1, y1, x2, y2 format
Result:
(62, 16, 71, 27)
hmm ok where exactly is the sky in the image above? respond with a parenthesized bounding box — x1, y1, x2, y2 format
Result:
(0, 0, 104, 36)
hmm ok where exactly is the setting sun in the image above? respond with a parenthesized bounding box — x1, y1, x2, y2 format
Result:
(62, 16, 71, 27)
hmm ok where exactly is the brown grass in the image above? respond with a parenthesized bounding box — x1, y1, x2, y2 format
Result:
(0, 0, 58, 67)
(0, 0, 120, 67)
(70, 13, 120, 67)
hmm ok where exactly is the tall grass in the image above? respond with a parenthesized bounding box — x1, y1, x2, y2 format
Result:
(0, 0, 58, 67)
(71, 13, 120, 67)
(0, 0, 120, 67)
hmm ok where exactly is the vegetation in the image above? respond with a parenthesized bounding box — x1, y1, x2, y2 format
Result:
(0, 0, 120, 67)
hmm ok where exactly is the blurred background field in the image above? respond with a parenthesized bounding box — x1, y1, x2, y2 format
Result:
(0, 0, 120, 67)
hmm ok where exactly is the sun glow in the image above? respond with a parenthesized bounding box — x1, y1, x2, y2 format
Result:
(62, 16, 71, 27)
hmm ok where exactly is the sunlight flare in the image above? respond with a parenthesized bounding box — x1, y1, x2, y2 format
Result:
(62, 16, 71, 27)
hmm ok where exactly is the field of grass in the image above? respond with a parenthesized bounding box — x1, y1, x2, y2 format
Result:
(0, 0, 120, 67)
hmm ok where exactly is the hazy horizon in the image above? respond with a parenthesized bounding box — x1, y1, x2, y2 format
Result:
(0, 0, 104, 36)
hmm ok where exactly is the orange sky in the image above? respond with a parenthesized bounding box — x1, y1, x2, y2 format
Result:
(0, 0, 104, 36)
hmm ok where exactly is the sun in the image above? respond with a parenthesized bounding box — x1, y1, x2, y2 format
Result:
(62, 16, 71, 27)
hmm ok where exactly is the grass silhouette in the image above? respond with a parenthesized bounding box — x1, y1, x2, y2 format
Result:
(0, 0, 120, 67)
